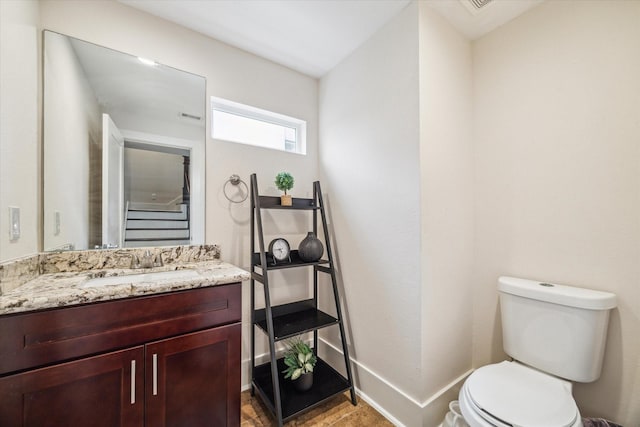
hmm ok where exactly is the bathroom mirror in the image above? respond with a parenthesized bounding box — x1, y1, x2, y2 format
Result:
(43, 31, 206, 251)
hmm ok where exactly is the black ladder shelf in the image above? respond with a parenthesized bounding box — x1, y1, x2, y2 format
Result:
(249, 173, 357, 426)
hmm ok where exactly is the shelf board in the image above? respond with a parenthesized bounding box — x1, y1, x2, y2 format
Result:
(257, 195, 319, 210)
(252, 250, 330, 270)
(254, 300, 339, 341)
(252, 356, 351, 423)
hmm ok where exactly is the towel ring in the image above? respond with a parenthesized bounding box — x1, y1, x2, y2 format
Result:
(223, 174, 248, 203)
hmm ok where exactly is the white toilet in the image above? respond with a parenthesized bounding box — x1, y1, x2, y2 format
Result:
(459, 276, 616, 427)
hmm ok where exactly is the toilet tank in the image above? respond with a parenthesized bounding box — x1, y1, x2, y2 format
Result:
(498, 276, 616, 383)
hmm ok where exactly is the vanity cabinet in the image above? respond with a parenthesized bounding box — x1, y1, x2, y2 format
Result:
(145, 324, 240, 427)
(0, 283, 241, 427)
(0, 346, 145, 426)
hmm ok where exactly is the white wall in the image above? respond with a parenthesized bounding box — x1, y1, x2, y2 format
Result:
(124, 148, 183, 205)
(418, 3, 474, 423)
(319, 4, 475, 425)
(0, 0, 40, 262)
(38, 0, 319, 385)
(473, 1, 640, 425)
(110, 110, 204, 143)
(43, 31, 101, 251)
(321, 2, 444, 425)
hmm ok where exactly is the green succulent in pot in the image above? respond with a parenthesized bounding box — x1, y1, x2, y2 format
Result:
(282, 337, 316, 391)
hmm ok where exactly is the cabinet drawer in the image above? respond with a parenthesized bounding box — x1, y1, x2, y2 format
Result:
(0, 283, 241, 375)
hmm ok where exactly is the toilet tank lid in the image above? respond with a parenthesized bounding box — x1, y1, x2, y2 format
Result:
(498, 276, 617, 310)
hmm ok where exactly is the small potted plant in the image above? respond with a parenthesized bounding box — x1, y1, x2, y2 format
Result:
(282, 337, 317, 392)
(275, 172, 294, 206)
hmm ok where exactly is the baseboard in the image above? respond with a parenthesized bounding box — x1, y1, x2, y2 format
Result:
(420, 370, 470, 427)
(241, 339, 472, 426)
(317, 338, 472, 427)
(241, 349, 273, 391)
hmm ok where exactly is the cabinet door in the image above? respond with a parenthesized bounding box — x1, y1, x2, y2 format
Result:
(145, 323, 241, 427)
(0, 346, 144, 427)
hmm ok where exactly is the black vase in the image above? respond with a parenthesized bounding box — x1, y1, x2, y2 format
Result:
(298, 232, 324, 262)
(293, 372, 313, 392)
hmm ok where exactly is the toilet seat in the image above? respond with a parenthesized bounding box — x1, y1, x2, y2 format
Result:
(459, 361, 581, 427)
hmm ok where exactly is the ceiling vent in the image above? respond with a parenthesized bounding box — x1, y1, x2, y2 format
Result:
(460, 0, 496, 15)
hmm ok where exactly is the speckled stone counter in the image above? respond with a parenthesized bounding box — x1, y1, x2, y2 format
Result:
(0, 245, 250, 315)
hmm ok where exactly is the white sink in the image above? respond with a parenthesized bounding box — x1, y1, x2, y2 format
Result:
(81, 269, 201, 288)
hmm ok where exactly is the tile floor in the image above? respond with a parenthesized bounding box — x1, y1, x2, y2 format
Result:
(241, 390, 393, 426)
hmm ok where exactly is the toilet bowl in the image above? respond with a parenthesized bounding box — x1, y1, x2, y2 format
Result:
(459, 276, 616, 427)
(458, 361, 582, 427)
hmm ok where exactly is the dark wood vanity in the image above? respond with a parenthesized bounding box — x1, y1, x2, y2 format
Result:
(0, 283, 242, 426)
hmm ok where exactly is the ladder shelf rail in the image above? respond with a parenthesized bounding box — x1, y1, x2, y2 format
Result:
(249, 173, 357, 427)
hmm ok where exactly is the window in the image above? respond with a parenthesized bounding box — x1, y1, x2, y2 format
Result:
(211, 97, 306, 154)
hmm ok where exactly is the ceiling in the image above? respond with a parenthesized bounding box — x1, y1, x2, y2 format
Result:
(119, 0, 544, 78)
(425, 0, 544, 40)
(65, 33, 205, 135)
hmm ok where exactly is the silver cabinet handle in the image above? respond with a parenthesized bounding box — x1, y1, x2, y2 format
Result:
(152, 353, 158, 396)
(130, 360, 136, 404)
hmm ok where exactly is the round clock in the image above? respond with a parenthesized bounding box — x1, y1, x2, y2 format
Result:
(268, 238, 291, 263)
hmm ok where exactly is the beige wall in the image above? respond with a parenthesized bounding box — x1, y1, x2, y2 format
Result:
(124, 148, 183, 206)
(473, 1, 640, 424)
(319, 2, 475, 425)
(43, 31, 101, 251)
(418, 0, 474, 417)
(0, 0, 40, 262)
(319, 3, 423, 425)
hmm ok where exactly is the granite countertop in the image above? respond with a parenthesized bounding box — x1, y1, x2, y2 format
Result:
(0, 246, 250, 316)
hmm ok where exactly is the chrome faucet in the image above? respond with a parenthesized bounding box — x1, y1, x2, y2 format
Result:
(95, 243, 119, 249)
(132, 250, 163, 269)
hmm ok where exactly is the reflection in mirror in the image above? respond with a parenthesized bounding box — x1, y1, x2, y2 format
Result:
(43, 31, 206, 251)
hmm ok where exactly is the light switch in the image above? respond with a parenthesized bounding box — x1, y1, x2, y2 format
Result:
(54, 211, 61, 236)
(9, 206, 20, 241)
